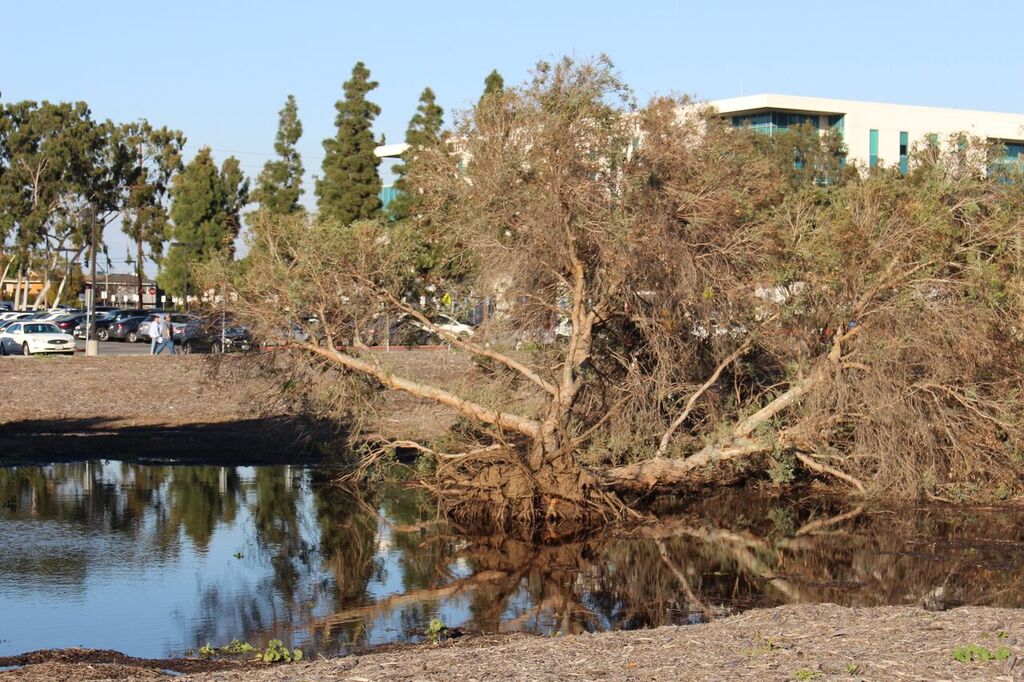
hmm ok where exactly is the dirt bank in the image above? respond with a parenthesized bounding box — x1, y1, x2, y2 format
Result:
(2, 605, 1022, 681)
(0, 352, 464, 464)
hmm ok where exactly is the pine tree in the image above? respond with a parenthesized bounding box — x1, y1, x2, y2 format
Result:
(389, 87, 444, 221)
(159, 147, 249, 297)
(316, 62, 382, 225)
(252, 95, 304, 215)
(480, 69, 505, 104)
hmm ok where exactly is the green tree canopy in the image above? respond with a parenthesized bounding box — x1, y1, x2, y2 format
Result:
(315, 61, 382, 225)
(159, 147, 248, 298)
(0, 100, 124, 307)
(116, 121, 186, 299)
(388, 87, 444, 221)
(480, 69, 504, 104)
(252, 95, 304, 215)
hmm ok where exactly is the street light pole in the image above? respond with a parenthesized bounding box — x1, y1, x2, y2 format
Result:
(86, 207, 99, 356)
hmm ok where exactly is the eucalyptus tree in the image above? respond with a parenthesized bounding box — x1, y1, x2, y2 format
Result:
(117, 121, 186, 302)
(0, 100, 111, 309)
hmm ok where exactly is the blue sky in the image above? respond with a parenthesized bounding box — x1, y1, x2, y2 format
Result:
(2, 0, 1022, 273)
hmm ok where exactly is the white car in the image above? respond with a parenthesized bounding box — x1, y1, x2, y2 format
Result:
(0, 321, 76, 356)
(410, 313, 474, 338)
(434, 314, 474, 338)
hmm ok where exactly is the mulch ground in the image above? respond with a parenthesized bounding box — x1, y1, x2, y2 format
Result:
(2, 605, 1023, 681)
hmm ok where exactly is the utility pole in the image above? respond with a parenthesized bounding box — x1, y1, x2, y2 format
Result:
(183, 246, 189, 312)
(86, 206, 99, 356)
(135, 138, 145, 305)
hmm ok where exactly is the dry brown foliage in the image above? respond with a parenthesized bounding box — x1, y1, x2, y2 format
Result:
(215, 56, 1024, 532)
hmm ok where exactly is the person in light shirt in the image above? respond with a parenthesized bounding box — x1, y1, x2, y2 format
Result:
(148, 316, 162, 354)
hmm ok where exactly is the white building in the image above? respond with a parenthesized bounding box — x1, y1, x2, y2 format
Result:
(710, 94, 1024, 171)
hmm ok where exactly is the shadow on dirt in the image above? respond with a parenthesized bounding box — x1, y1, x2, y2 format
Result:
(0, 415, 338, 466)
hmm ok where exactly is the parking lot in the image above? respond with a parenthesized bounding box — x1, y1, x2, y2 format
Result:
(1, 307, 254, 357)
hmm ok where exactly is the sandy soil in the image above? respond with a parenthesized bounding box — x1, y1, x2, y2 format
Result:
(2, 605, 1023, 681)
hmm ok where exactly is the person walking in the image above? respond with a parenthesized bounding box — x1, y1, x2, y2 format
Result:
(162, 314, 175, 355)
(148, 315, 162, 355)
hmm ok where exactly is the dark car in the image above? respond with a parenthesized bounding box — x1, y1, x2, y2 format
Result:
(53, 313, 88, 334)
(73, 311, 118, 340)
(78, 309, 165, 341)
(106, 316, 149, 342)
(180, 316, 253, 354)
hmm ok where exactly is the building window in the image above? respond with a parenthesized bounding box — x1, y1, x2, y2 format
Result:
(899, 131, 909, 174)
(869, 129, 879, 168)
(1004, 141, 1024, 160)
(731, 111, 822, 136)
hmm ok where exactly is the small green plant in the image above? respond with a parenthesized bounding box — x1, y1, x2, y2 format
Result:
(221, 639, 257, 655)
(793, 670, 820, 681)
(256, 639, 303, 663)
(741, 636, 785, 657)
(425, 618, 449, 643)
(413, 452, 436, 475)
(198, 642, 216, 657)
(844, 663, 859, 675)
(767, 507, 796, 537)
(952, 643, 1011, 662)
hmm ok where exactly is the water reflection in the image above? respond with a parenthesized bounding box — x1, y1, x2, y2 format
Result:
(1, 463, 1022, 659)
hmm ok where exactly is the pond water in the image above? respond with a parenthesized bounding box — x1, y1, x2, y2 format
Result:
(1, 462, 1022, 659)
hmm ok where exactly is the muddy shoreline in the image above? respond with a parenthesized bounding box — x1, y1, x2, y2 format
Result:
(2, 605, 1023, 680)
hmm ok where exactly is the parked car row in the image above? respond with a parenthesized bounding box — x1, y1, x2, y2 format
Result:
(1, 304, 484, 356)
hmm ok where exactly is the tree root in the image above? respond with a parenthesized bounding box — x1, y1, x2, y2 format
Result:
(795, 452, 866, 494)
(429, 451, 632, 538)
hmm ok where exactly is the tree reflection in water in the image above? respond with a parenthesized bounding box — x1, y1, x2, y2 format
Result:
(1, 464, 1023, 659)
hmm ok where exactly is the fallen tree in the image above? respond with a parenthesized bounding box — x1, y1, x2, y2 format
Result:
(218, 57, 1024, 533)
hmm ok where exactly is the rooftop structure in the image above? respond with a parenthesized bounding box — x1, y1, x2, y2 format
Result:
(711, 94, 1024, 172)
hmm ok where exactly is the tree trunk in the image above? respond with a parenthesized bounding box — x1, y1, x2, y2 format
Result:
(31, 271, 52, 310)
(0, 260, 11, 304)
(13, 269, 22, 310)
(51, 246, 85, 310)
(31, 248, 64, 310)
(15, 264, 27, 310)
